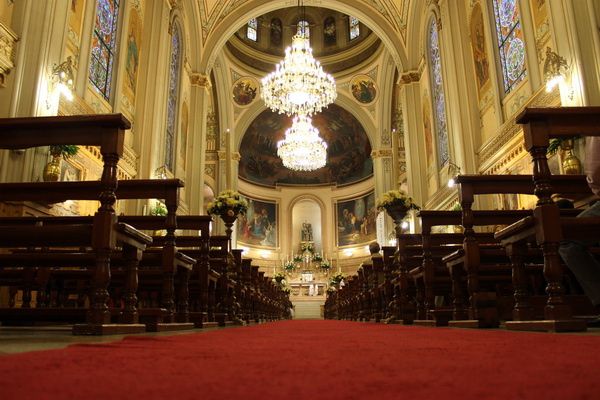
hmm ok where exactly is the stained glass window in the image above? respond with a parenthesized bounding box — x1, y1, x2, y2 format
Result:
(492, 0, 527, 93)
(428, 19, 449, 167)
(165, 25, 182, 172)
(247, 18, 258, 41)
(297, 20, 309, 39)
(89, 0, 120, 100)
(349, 16, 360, 40)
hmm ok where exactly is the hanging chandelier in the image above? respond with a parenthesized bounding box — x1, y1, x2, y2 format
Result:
(277, 115, 327, 171)
(261, 34, 336, 116)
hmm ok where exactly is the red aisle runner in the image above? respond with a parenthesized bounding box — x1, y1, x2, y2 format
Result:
(0, 320, 599, 399)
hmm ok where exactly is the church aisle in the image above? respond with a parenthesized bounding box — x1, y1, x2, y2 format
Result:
(1, 320, 599, 399)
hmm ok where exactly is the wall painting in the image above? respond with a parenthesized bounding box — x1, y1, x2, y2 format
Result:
(237, 196, 278, 248)
(350, 74, 377, 104)
(232, 77, 258, 106)
(470, 2, 490, 96)
(336, 191, 377, 247)
(123, 4, 143, 108)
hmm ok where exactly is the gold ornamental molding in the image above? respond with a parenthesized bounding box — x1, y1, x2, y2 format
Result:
(231, 151, 241, 161)
(189, 73, 212, 88)
(399, 71, 421, 84)
(477, 86, 560, 174)
(0, 22, 18, 87)
(370, 149, 393, 158)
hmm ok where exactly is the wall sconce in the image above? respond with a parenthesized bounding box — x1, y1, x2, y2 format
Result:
(52, 56, 75, 101)
(543, 47, 568, 93)
(446, 160, 461, 188)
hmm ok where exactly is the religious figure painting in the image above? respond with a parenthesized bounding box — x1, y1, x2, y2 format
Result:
(324, 16, 336, 46)
(350, 75, 377, 104)
(180, 101, 188, 165)
(470, 3, 490, 95)
(68, 0, 85, 42)
(232, 77, 258, 106)
(270, 18, 283, 47)
(124, 5, 142, 105)
(336, 192, 377, 247)
(237, 196, 278, 248)
(239, 104, 373, 187)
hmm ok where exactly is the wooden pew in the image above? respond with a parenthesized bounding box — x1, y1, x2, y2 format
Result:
(0, 179, 196, 332)
(494, 107, 600, 332)
(0, 114, 151, 335)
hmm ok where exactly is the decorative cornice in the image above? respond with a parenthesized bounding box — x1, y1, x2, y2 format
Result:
(231, 151, 241, 161)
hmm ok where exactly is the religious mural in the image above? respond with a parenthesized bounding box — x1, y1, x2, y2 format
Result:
(336, 192, 377, 247)
(270, 18, 282, 47)
(350, 75, 377, 104)
(232, 77, 258, 106)
(239, 104, 373, 187)
(123, 4, 143, 106)
(470, 3, 490, 96)
(68, 0, 86, 43)
(324, 16, 336, 46)
(237, 196, 278, 248)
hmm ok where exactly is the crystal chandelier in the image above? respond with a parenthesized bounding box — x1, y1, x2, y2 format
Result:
(277, 115, 327, 171)
(261, 34, 337, 116)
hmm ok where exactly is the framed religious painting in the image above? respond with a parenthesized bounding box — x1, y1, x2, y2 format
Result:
(237, 195, 278, 248)
(336, 191, 377, 247)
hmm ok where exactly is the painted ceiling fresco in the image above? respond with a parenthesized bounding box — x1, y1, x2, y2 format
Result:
(239, 104, 373, 187)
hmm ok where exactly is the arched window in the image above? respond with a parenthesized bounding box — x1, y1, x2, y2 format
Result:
(89, 0, 121, 100)
(297, 20, 309, 39)
(349, 16, 360, 40)
(247, 18, 258, 42)
(492, 0, 527, 93)
(165, 24, 182, 172)
(428, 18, 449, 167)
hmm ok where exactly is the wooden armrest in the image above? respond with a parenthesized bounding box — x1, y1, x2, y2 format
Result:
(442, 249, 464, 263)
(115, 222, 152, 248)
(494, 216, 536, 242)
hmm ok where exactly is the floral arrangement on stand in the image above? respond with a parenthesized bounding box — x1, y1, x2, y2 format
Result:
(320, 260, 331, 271)
(375, 189, 421, 213)
(311, 253, 323, 263)
(206, 189, 248, 217)
(329, 273, 345, 287)
(292, 255, 303, 264)
(149, 202, 167, 216)
(273, 272, 286, 285)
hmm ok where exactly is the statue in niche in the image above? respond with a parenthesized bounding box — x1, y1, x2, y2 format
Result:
(301, 221, 313, 242)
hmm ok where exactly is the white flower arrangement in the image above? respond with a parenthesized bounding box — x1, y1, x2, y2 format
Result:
(206, 190, 248, 217)
(376, 189, 420, 212)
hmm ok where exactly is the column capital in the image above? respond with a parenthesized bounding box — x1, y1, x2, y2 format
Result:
(189, 73, 212, 88)
(231, 151, 241, 161)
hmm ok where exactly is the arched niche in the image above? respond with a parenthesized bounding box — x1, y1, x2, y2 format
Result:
(291, 199, 322, 254)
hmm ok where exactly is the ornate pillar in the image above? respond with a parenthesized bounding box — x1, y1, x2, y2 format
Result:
(187, 73, 212, 214)
(371, 148, 394, 244)
(399, 72, 426, 232)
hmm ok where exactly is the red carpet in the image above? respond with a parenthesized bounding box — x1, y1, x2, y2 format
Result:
(1, 320, 599, 399)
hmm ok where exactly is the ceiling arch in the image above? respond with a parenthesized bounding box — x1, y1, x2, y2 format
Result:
(197, 0, 409, 74)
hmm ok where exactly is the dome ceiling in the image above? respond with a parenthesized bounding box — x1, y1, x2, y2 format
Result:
(227, 6, 381, 73)
(239, 104, 373, 187)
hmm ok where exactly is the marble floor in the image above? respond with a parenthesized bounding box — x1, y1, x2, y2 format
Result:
(1, 323, 599, 355)
(0, 325, 213, 355)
